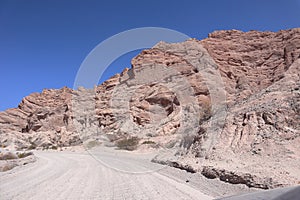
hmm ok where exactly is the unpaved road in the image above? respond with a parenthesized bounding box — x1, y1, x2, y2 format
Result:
(0, 150, 212, 200)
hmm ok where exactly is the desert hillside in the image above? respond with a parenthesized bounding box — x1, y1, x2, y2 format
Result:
(0, 28, 299, 189)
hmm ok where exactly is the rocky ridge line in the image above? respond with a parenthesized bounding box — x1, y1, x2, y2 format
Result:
(0, 28, 299, 189)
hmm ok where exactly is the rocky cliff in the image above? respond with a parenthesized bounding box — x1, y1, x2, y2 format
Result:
(0, 28, 299, 189)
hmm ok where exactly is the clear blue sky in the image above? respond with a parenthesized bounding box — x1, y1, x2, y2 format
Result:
(1, 0, 300, 111)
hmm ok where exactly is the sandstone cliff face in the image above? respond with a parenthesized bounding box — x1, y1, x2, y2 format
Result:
(200, 29, 300, 104)
(196, 29, 300, 188)
(94, 41, 215, 147)
(196, 58, 300, 189)
(0, 28, 299, 189)
(0, 87, 81, 149)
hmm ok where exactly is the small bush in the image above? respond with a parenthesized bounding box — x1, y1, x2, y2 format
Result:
(27, 144, 36, 150)
(51, 146, 58, 150)
(201, 106, 212, 122)
(142, 140, 156, 145)
(116, 137, 140, 151)
(85, 140, 101, 149)
(199, 98, 212, 123)
(17, 151, 33, 159)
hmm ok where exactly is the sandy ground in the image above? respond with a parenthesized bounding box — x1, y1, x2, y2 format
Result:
(0, 148, 258, 200)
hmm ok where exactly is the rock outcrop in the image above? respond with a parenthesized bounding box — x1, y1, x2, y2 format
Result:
(200, 29, 300, 104)
(0, 87, 81, 149)
(0, 28, 299, 189)
(195, 29, 300, 189)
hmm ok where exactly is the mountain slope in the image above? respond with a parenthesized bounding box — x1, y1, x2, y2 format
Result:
(0, 28, 299, 189)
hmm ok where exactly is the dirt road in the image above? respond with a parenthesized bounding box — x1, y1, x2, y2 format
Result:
(0, 149, 212, 200)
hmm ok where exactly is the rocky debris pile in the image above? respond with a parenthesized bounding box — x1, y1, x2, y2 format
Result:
(201, 166, 280, 189)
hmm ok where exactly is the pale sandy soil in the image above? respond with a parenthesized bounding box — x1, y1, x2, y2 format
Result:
(0, 147, 258, 200)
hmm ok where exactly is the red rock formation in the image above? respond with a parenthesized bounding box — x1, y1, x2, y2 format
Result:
(200, 29, 300, 104)
(0, 28, 299, 189)
(0, 87, 81, 149)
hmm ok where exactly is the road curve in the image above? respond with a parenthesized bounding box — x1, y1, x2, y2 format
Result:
(0, 150, 212, 200)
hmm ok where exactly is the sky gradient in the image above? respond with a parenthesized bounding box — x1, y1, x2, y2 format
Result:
(1, 0, 300, 111)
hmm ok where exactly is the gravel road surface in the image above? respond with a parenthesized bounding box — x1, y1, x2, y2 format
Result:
(0, 150, 213, 200)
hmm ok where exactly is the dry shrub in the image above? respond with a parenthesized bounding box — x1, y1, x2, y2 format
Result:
(198, 95, 212, 123)
(85, 140, 101, 149)
(17, 151, 33, 159)
(27, 145, 36, 150)
(116, 136, 140, 151)
(142, 140, 156, 145)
